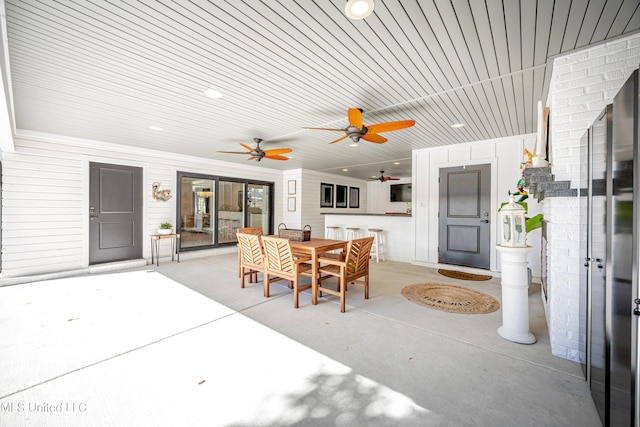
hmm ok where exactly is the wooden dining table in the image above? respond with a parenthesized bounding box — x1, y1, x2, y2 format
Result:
(289, 238, 348, 304)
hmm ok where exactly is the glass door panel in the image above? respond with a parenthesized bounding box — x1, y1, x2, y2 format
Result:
(218, 181, 245, 244)
(180, 176, 215, 248)
(247, 183, 270, 233)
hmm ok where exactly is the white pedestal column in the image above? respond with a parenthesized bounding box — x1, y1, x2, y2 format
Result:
(496, 245, 536, 344)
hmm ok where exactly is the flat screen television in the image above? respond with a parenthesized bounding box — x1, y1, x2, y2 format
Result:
(390, 183, 411, 202)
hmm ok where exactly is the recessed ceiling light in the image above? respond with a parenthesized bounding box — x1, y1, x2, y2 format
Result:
(148, 126, 163, 131)
(204, 89, 223, 99)
(393, 162, 400, 165)
(345, 0, 374, 20)
(451, 123, 465, 128)
(342, 168, 349, 172)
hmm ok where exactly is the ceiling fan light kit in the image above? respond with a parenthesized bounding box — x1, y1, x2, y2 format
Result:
(303, 108, 415, 145)
(368, 170, 400, 182)
(217, 138, 292, 162)
(345, 0, 374, 20)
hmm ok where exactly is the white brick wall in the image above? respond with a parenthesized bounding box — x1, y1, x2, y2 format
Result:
(545, 33, 640, 361)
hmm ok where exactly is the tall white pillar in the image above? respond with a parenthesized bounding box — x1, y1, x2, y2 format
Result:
(496, 245, 536, 344)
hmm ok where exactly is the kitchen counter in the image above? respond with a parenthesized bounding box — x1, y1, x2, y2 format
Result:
(323, 213, 413, 262)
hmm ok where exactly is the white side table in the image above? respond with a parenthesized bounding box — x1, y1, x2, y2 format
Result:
(496, 245, 536, 344)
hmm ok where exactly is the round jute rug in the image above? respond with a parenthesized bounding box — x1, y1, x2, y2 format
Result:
(437, 269, 492, 281)
(401, 283, 500, 314)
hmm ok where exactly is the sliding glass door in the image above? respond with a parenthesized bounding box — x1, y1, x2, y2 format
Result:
(177, 172, 273, 250)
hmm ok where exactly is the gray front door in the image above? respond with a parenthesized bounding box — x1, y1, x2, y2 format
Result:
(438, 164, 491, 269)
(89, 162, 142, 264)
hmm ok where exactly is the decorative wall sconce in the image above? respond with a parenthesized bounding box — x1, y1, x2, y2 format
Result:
(152, 182, 172, 201)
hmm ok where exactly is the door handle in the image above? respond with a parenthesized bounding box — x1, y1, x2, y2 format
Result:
(480, 220, 489, 223)
(89, 206, 99, 220)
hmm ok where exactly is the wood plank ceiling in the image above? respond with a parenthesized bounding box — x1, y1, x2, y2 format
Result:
(4, 0, 640, 179)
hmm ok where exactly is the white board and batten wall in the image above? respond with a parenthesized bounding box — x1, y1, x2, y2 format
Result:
(412, 134, 541, 275)
(1, 131, 286, 279)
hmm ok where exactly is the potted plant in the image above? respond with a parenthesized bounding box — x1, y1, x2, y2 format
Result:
(158, 222, 173, 235)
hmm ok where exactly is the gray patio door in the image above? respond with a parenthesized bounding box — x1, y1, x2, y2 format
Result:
(89, 162, 142, 264)
(438, 164, 491, 269)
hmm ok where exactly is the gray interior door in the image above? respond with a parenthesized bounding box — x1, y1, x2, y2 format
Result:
(89, 162, 142, 264)
(438, 164, 491, 269)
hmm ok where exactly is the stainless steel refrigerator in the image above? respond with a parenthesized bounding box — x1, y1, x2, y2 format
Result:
(581, 68, 638, 426)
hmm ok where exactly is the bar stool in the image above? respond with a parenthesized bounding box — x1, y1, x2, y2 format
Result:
(345, 227, 361, 240)
(325, 225, 342, 240)
(368, 228, 385, 263)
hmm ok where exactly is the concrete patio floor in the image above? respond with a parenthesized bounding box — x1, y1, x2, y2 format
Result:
(0, 253, 600, 426)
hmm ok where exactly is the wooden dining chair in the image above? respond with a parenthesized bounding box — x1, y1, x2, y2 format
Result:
(261, 236, 313, 308)
(236, 227, 264, 279)
(317, 236, 374, 312)
(237, 227, 264, 235)
(236, 233, 264, 288)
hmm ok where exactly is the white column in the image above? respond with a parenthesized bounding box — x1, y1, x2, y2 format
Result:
(496, 245, 536, 344)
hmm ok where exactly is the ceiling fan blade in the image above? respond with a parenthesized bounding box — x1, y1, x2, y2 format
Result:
(348, 108, 363, 128)
(263, 155, 290, 161)
(247, 157, 256, 161)
(384, 177, 401, 181)
(328, 135, 348, 144)
(302, 127, 345, 131)
(264, 148, 292, 155)
(217, 151, 251, 154)
(361, 133, 387, 144)
(240, 143, 254, 151)
(367, 120, 416, 133)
